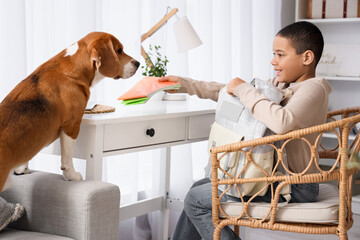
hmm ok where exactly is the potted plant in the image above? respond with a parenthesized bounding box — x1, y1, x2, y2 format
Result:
(141, 45, 169, 77)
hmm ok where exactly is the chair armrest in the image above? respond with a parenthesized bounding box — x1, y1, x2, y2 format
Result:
(0, 171, 120, 240)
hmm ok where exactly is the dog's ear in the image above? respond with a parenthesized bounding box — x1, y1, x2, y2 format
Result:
(88, 38, 120, 77)
(90, 48, 101, 70)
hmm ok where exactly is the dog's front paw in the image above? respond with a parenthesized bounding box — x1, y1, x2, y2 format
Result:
(14, 164, 30, 175)
(63, 170, 83, 181)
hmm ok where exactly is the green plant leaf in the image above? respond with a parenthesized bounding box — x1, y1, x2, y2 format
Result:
(142, 44, 169, 77)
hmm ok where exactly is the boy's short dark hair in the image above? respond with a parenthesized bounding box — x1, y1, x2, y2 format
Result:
(276, 21, 324, 66)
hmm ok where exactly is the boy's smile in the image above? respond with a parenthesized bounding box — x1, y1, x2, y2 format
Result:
(271, 36, 313, 84)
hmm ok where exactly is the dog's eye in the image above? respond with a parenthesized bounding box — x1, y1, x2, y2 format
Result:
(117, 48, 122, 54)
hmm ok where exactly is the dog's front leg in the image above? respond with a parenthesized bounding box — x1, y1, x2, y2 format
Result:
(60, 130, 83, 181)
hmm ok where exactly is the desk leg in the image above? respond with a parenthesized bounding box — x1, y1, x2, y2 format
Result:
(86, 151, 103, 181)
(82, 125, 104, 181)
(159, 147, 171, 240)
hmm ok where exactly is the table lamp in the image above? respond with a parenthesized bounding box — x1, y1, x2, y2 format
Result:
(141, 7, 202, 67)
(141, 7, 202, 101)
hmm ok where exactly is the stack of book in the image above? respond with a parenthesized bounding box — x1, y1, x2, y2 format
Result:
(307, 0, 359, 19)
(118, 76, 181, 105)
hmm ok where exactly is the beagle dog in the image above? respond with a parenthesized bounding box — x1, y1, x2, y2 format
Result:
(0, 32, 139, 191)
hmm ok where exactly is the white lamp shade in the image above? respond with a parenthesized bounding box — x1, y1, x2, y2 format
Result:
(173, 16, 202, 52)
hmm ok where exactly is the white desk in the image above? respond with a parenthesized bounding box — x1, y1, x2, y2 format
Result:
(43, 96, 216, 240)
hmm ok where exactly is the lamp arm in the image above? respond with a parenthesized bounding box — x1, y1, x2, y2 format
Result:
(141, 45, 154, 67)
(141, 8, 178, 43)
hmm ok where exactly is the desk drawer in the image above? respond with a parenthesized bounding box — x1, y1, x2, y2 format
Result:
(188, 113, 215, 140)
(103, 117, 186, 151)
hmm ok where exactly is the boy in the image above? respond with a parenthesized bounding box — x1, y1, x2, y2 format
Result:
(160, 21, 331, 240)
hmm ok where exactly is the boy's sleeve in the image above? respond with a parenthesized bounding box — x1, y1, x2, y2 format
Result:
(178, 77, 226, 102)
(233, 81, 329, 134)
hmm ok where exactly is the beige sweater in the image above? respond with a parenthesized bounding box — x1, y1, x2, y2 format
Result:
(179, 77, 332, 173)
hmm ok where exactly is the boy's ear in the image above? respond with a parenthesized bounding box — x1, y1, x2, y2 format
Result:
(302, 50, 315, 66)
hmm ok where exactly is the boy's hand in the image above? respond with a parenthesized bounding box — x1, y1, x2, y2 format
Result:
(227, 77, 245, 96)
(159, 75, 181, 83)
(159, 75, 181, 93)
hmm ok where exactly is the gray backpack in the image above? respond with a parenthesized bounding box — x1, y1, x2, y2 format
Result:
(207, 78, 291, 200)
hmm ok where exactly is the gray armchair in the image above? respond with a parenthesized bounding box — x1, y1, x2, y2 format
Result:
(0, 171, 120, 240)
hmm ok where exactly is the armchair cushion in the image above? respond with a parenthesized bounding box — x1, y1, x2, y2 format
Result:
(220, 184, 339, 223)
(0, 171, 120, 240)
(0, 228, 73, 239)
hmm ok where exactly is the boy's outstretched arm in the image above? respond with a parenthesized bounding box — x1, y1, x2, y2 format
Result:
(159, 75, 225, 102)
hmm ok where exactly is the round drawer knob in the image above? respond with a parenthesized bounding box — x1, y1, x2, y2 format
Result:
(146, 128, 155, 137)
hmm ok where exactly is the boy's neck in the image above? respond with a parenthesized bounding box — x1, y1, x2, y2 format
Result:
(295, 69, 316, 83)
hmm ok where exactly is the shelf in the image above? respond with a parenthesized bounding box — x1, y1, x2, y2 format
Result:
(298, 18, 360, 24)
(319, 76, 360, 82)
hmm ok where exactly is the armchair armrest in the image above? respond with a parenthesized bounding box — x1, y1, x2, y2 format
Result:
(0, 171, 120, 240)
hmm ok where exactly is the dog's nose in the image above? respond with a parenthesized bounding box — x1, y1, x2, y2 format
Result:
(134, 61, 140, 68)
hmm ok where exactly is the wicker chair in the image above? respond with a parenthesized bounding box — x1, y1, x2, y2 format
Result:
(211, 107, 360, 240)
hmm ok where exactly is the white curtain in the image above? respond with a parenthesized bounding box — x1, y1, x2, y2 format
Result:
(0, 0, 293, 239)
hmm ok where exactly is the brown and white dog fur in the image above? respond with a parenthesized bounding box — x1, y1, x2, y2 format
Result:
(0, 32, 139, 191)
